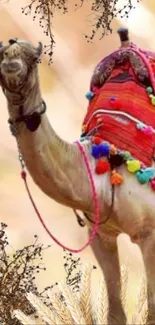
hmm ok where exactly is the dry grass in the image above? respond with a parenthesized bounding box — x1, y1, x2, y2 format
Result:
(14, 262, 148, 325)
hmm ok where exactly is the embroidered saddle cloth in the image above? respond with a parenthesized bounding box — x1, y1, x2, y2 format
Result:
(82, 42, 155, 166)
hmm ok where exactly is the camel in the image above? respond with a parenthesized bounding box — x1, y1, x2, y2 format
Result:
(1, 29, 155, 324)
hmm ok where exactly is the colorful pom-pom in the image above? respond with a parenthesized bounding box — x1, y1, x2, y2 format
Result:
(143, 168, 155, 180)
(136, 168, 155, 184)
(126, 160, 141, 173)
(92, 137, 102, 145)
(140, 162, 146, 169)
(136, 123, 154, 135)
(92, 86, 100, 94)
(82, 124, 87, 132)
(111, 170, 124, 185)
(80, 137, 86, 142)
(92, 145, 102, 159)
(97, 117, 103, 124)
(123, 151, 131, 160)
(151, 64, 155, 73)
(143, 126, 154, 136)
(150, 178, 155, 191)
(136, 123, 145, 130)
(95, 160, 110, 174)
(85, 91, 94, 100)
(146, 86, 153, 94)
(136, 170, 150, 184)
(92, 143, 110, 159)
(99, 143, 110, 156)
(90, 137, 155, 189)
(109, 97, 118, 108)
(151, 96, 155, 106)
(110, 144, 117, 155)
(109, 153, 124, 168)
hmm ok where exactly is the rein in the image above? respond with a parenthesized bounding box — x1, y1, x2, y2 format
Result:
(19, 140, 100, 253)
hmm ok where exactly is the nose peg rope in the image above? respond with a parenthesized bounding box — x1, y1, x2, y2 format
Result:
(20, 141, 100, 253)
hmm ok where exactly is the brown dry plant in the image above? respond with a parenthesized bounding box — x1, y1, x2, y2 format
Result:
(0, 223, 53, 325)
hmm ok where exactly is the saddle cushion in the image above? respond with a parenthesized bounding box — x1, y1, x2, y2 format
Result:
(82, 46, 155, 166)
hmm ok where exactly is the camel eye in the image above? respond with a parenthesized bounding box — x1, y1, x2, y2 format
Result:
(4, 52, 8, 58)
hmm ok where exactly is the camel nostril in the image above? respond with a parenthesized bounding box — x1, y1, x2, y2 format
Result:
(9, 62, 20, 70)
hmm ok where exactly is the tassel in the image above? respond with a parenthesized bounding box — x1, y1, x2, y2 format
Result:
(111, 170, 124, 185)
(95, 160, 110, 174)
(92, 136, 102, 145)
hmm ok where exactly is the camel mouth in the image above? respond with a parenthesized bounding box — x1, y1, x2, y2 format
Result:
(3, 67, 21, 74)
(1, 62, 21, 74)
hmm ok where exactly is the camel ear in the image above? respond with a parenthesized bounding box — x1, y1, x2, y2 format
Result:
(35, 42, 43, 58)
(16, 39, 43, 61)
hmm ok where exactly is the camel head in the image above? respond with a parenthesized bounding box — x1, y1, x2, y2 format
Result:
(0, 38, 43, 92)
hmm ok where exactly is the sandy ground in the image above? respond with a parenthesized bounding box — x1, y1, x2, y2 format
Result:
(0, 0, 154, 316)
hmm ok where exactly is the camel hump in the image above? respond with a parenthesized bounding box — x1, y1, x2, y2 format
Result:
(117, 27, 129, 44)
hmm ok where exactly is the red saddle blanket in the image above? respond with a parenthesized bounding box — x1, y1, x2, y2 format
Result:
(83, 54, 155, 166)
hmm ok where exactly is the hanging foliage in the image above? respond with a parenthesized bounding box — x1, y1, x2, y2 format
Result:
(20, 0, 142, 63)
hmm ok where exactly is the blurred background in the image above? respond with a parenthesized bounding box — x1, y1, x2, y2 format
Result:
(0, 0, 154, 314)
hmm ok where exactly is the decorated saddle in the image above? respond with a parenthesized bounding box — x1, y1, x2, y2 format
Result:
(81, 28, 155, 190)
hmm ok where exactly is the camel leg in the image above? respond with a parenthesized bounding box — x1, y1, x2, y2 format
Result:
(139, 230, 155, 325)
(91, 233, 126, 325)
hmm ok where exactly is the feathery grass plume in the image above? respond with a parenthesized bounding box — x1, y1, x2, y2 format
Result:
(79, 262, 94, 325)
(59, 281, 86, 324)
(10, 0, 142, 64)
(13, 310, 45, 325)
(134, 300, 148, 325)
(48, 290, 73, 324)
(131, 274, 148, 325)
(94, 274, 108, 324)
(26, 292, 60, 324)
(14, 259, 149, 325)
(120, 263, 129, 316)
